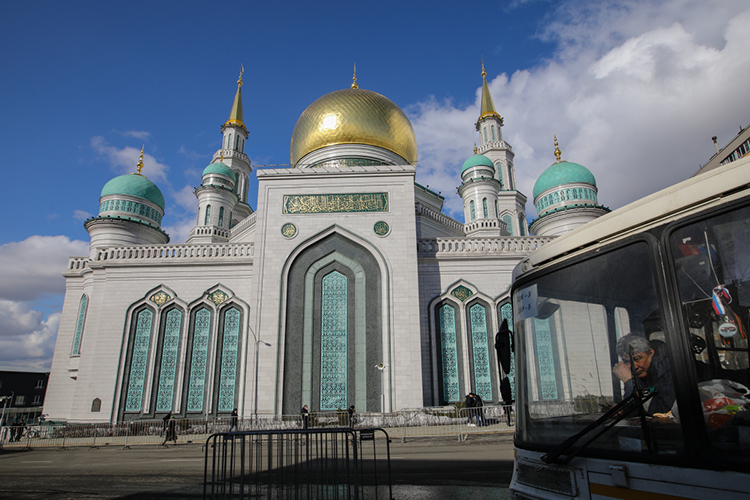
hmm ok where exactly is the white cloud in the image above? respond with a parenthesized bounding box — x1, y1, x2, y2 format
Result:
(0, 301, 58, 370)
(115, 129, 151, 140)
(73, 209, 92, 221)
(91, 136, 170, 184)
(410, 0, 750, 221)
(0, 236, 89, 302)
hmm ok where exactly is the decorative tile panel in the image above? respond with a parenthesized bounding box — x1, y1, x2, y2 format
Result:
(451, 285, 473, 302)
(218, 308, 240, 412)
(187, 309, 211, 412)
(320, 271, 348, 410)
(470, 304, 493, 401)
(534, 317, 559, 400)
(283, 193, 388, 214)
(71, 295, 88, 355)
(125, 309, 153, 412)
(208, 290, 228, 305)
(438, 305, 460, 402)
(156, 308, 182, 412)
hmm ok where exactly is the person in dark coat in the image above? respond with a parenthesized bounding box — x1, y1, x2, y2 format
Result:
(161, 412, 172, 437)
(229, 409, 238, 432)
(465, 393, 476, 425)
(473, 393, 487, 427)
(161, 415, 177, 445)
(347, 405, 355, 428)
(301, 405, 309, 429)
(613, 334, 676, 416)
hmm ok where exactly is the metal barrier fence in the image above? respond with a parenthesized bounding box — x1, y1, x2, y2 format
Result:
(204, 428, 393, 500)
(0, 405, 514, 450)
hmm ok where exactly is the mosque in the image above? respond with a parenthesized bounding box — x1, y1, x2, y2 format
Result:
(44, 65, 609, 422)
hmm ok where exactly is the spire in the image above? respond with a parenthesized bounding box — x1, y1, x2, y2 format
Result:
(351, 63, 359, 89)
(554, 135, 562, 163)
(479, 61, 503, 124)
(224, 65, 247, 132)
(135, 146, 145, 175)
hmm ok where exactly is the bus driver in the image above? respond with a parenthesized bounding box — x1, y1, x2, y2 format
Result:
(613, 334, 676, 416)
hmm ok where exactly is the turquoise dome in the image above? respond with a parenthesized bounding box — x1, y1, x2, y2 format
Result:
(101, 174, 165, 210)
(461, 154, 494, 173)
(202, 162, 237, 182)
(533, 161, 596, 199)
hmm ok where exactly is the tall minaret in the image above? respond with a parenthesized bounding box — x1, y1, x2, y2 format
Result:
(216, 66, 253, 226)
(475, 62, 527, 236)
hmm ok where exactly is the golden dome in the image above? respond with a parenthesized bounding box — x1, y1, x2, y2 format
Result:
(290, 88, 418, 166)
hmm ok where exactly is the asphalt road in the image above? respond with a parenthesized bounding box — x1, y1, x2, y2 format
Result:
(0, 434, 515, 500)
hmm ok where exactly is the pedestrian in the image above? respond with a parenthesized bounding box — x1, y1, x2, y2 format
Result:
(11, 419, 20, 442)
(464, 394, 476, 426)
(473, 393, 487, 427)
(229, 409, 238, 432)
(161, 411, 172, 437)
(347, 405, 355, 428)
(301, 405, 309, 429)
(161, 414, 177, 446)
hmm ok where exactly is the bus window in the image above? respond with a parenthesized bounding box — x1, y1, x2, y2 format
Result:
(514, 241, 683, 458)
(670, 204, 750, 454)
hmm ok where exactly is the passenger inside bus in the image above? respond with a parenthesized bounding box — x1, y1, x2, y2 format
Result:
(612, 333, 676, 417)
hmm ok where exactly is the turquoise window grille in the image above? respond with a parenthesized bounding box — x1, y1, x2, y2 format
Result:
(218, 207, 224, 228)
(534, 317, 559, 399)
(483, 198, 488, 218)
(204, 205, 211, 226)
(518, 215, 526, 236)
(500, 303, 515, 400)
(484, 128, 488, 143)
(470, 304, 493, 402)
(187, 309, 211, 412)
(491, 125, 496, 141)
(438, 304, 460, 402)
(71, 295, 88, 355)
(502, 214, 513, 236)
(218, 308, 241, 412)
(470, 200, 476, 221)
(155, 308, 182, 412)
(320, 271, 348, 410)
(125, 309, 153, 412)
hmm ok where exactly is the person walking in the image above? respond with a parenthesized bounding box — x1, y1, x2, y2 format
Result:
(229, 409, 238, 432)
(301, 405, 309, 429)
(464, 394, 476, 426)
(161, 414, 177, 446)
(347, 405, 356, 428)
(473, 393, 487, 427)
(161, 412, 172, 437)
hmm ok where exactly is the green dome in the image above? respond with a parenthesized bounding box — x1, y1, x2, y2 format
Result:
(101, 174, 165, 210)
(202, 162, 237, 182)
(461, 154, 494, 173)
(533, 161, 596, 199)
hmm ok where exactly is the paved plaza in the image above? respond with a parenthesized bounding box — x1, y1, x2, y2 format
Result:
(0, 434, 515, 500)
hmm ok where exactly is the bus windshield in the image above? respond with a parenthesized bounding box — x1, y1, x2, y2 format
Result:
(513, 240, 684, 458)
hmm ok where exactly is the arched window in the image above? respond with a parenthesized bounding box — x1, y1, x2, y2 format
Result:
(470, 200, 476, 221)
(218, 207, 225, 228)
(155, 308, 183, 413)
(228, 134, 232, 150)
(320, 271, 348, 410)
(491, 125, 496, 141)
(124, 308, 154, 412)
(518, 215, 526, 236)
(438, 303, 460, 403)
(235, 135, 240, 150)
(71, 295, 88, 355)
(482, 198, 488, 218)
(494, 200, 498, 218)
(483, 128, 488, 143)
(186, 308, 212, 412)
(204, 205, 211, 225)
(217, 307, 241, 412)
(91, 398, 101, 412)
(469, 302, 493, 401)
(502, 214, 513, 236)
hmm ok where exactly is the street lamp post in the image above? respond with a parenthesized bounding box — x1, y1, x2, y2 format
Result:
(249, 326, 271, 425)
(375, 364, 388, 414)
(1, 392, 13, 443)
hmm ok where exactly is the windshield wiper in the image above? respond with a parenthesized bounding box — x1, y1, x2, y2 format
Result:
(541, 387, 656, 465)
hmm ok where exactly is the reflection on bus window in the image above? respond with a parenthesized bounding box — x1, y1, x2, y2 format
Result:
(514, 241, 683, 457)
(670, 205, 750, 455)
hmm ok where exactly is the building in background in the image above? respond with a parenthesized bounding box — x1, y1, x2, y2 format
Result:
(0, 371, 49, 426)
(697, 122, 750, 175)
(44, 66, 608, 422)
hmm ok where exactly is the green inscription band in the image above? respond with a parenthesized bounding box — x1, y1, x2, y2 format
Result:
(283, 193, 388, 214)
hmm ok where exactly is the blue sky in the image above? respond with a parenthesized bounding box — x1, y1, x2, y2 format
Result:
(1, 0, 749, 370)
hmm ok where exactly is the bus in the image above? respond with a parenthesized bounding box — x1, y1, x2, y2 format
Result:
(507, 156, 750, 499)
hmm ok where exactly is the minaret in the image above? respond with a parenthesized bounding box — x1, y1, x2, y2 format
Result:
(216, 66, 253, 227)
(474, 62, 527, 236)
(187, 153, 239, 244)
